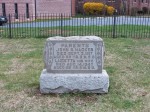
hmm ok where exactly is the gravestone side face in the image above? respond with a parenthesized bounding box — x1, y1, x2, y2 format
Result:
(40, 36, 109, 94)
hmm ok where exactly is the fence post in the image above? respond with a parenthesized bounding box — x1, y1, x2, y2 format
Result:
(61, 13, 63, 36)
(112, 11, 116, 38)
(8, 14, 12, 39)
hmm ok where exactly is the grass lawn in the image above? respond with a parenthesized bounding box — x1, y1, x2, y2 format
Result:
(0, 25, 150, 38)
(0, 37, 150, 112)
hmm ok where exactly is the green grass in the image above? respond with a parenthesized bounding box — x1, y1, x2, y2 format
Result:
(0, 25, 150, 38)
(35, 17, 71, 22)
(0, 37, 150, 112)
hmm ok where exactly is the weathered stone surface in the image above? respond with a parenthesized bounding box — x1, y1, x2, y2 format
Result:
(40, 36, 109, 94)
(40, 69, 109, 93)
(44, 36, 104, 73)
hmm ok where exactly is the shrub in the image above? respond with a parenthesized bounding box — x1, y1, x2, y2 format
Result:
(83, 2, 105, 15)
(83, 2, 115, 15)
(107, 6, 115, 15)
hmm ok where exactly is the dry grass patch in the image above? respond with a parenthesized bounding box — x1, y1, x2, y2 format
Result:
(4, 58, 33, 75)
(0, 38, 150, 112)
(0, 40, 36, 54)
(0, 30, 4, 33)
(1, 88, 62, 112)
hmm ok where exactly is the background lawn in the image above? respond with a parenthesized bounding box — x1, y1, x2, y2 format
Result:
(0, 25, 150, 38)
(0, 37, 150, 112)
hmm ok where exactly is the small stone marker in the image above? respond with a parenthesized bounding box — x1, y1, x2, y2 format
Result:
(40, 36, 109, 93)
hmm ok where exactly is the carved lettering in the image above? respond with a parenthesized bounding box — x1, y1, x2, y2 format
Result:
(45, 41, 103, 73)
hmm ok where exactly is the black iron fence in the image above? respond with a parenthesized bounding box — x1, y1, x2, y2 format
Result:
(0, 13, 150, 38)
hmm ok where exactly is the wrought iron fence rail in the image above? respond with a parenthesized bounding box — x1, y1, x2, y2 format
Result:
(0, 13, 150, 38)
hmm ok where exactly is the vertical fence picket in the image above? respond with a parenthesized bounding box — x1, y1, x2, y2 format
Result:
(61, 13, 63, 36)
(113, 12, 116, 38)
(8, 14, 12, 39)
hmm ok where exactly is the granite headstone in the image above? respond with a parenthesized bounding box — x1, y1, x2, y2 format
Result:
(40, 36, 109, 93)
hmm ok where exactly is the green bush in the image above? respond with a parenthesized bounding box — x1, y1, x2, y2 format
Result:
(107, 6, 115, 15)
(83, 2, 105, 15)
(83, 2, 115, 15)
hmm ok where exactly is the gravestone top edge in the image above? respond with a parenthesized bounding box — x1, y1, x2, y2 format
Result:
(46, 36, 103, 41)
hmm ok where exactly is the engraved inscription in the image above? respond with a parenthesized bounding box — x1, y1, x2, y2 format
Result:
(96, 43, 102, 66)
(45, 41, 103, 73)
(46, 42, 53, 66)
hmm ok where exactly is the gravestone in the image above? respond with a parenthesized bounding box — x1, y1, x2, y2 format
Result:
(40, 36, 109, 93)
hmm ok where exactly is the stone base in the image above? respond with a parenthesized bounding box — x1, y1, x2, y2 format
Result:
(40, 69, 109, 94)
